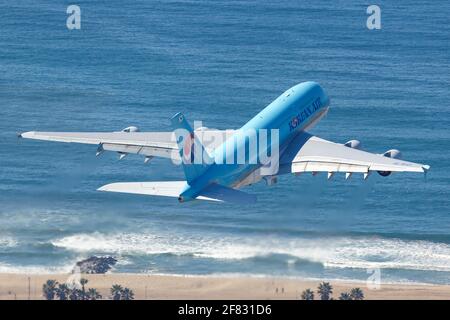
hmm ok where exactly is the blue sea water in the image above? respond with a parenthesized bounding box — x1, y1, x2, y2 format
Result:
(0, 1, 449, 285)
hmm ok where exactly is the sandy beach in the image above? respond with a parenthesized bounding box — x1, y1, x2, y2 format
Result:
(0, 273, 449, 300)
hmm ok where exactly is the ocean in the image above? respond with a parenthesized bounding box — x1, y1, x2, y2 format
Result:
(0, 0, 449, 284)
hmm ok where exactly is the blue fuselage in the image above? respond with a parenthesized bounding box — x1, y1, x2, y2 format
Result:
(181, 81, 330, 200)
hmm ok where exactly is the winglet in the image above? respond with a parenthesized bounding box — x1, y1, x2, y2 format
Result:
(422, 165, 430, 179)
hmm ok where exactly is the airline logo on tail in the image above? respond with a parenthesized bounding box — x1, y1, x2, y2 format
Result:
(183, 132, 195, 163)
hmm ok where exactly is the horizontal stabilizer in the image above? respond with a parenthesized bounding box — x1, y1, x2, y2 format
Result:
(198, 183, 257, 204)
(98, 181, 255, 203)
(98, 181, 188, 198)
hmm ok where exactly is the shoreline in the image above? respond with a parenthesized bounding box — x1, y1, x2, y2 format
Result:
(146, 272, 446, 287)
(0, 273, 449, 300)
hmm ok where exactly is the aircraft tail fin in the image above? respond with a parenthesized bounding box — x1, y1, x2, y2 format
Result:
(170, 112, 213, 183)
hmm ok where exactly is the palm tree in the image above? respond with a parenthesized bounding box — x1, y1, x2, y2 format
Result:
(87, 288, 102, 300)
(80, 278, 88, 300)
(301, 289, 315, 300)
(111, 284, 123, 300)
(317, 282, 333, 300)
(56, 284, 70, 300)
(120, 288, 135, 300)
(350, 288, 364, 300)
(339, 292, 352, 300)
(69, 288, 82, 300)
(42, 280, 58, 300)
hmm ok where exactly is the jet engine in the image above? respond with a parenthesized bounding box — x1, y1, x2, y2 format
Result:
(378, 149, 402, 176)
(344, 140, 362, 150)
(121, 126, 140, 133)
(263, 175, 278, 186)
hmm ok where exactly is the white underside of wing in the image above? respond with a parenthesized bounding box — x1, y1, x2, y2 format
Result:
(280, 132, 429, 174)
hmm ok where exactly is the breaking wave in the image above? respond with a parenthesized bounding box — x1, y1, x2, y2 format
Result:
(0, 236, 18, 248)
(51, 232, 450, 272)
(0, 262, 74, 274)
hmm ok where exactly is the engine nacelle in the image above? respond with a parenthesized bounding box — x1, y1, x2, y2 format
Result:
(344, 140, 362, 150)
(121, 126, 140, 133)
(378, 149, 402, 176)
(383, 149, 402, 159)
(263, 175, 278, 186)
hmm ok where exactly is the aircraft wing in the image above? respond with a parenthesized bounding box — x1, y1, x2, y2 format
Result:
(19, 130, 233, 161)
(279, 132, 430, 178)
(19, 131, 179, 160)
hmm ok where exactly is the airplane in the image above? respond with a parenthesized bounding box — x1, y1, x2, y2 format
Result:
(19, 81, 430, 204)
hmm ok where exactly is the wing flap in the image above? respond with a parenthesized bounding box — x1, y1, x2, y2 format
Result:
(101, 143, 176, 158)
(289, 161, 369, 174)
